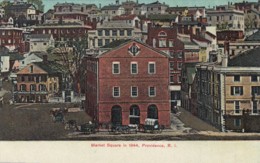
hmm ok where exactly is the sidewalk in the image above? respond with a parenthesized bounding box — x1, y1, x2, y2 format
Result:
(177, 107, 219, 132)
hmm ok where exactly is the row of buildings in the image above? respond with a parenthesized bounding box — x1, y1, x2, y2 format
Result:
(1, 0, 260, 131)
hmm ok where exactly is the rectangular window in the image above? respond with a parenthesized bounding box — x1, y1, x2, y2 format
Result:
(105, 39, 110, 45)
(113, 86, 120, 97)
(29, 65, 33, 73)
(234, 75, 240, 82)
(169, 40, 174, 47)
(148, 62, 156, 74)
(131, 62, 138, 74)
(178, 62, 182, 70)
(234, 118, 241, 127)
(131, 86, 138, 97)
(170, 62, 174, 70)
(170, 76, 174, 83)
(231, 86, 243, 96)
(252, 86, 260, 95)
(120, 30, 125, 36)
(251, 75, 258, 82)
(98, 30, 102, 36)
(178, 75, 182, 83)
(159, 39, 166, 47)
(235, 101, 240, 114)
(98, 39, 102, 47)
(105, 30, 110, 36)
(149, 86, 156, 97)
(253, 101, 258, 114)
(127, 30, 132, 36)
(112, 62, 120, 74)
(112, 30, 117, 36)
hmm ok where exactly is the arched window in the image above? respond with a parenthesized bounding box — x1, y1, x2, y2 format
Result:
(147, 104, 158, 119)
(129, 105, 140, 124)
(158, 31, 167, 36)
(111, 105, 122, 125)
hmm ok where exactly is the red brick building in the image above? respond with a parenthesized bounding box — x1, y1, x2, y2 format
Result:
(0, 27, 24, 53)
(146, 23, 184, 108)
(85, 40, 170, 127)
(32, 23, 92, 41)
(217, 30, 244, 43)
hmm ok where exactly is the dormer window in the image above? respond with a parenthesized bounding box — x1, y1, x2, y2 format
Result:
(158, 31, 167, 37)
(29, 65, 33, 73)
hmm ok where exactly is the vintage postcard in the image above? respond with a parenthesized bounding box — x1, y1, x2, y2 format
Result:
(0, 0, 260, 162)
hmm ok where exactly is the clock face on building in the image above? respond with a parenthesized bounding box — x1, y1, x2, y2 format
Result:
(128, 43, 140, 56)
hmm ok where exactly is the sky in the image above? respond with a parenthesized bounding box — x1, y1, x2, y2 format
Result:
(42, 0, 256, 10)
(0, 0, 257, 12)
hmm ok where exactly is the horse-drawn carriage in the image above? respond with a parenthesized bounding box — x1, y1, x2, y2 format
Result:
(77, 122, 98, 134)
(109, 124, 138, 134)
(141, 118, 165, 133)
(50, 107, 68, 123)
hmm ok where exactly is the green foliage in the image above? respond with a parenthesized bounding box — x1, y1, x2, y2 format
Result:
(27, 0, 44, 12)
(0, 1, 11, 8)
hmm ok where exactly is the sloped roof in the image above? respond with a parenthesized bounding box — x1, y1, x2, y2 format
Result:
(228, 47, 260, 67)
(245, 30, 260, 41)
(29, 51, 48, 59)
(192, 35, 211, 43)
(102, 5, 121, 10)
(0, 46, 9, 56)
(98, 39, 170, 58)
(147, 1, 166, 5)
(5, 3, 35, 10)
(148, 14, 177, 21)
(205, 31, 216, 38)
(33, 61, 65, 74)
(112, 14, 137, 20)
(9, 52, 24, 60)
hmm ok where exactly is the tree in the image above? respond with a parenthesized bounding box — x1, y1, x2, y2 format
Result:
(48, 35, 88, 95)
(245, 13, 256, 30)
(0, 0, 11, 15)
(27, 0, 44, 12)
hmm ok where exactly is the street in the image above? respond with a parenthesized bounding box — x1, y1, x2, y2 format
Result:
(1, 103, 260, 140)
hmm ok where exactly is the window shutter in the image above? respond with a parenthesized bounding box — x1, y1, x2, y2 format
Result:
(240, 86, 243, 95)
(231, 86, 234, 95)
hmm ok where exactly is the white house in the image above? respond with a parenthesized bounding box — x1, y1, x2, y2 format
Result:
(112, 15, 140, 28)
(101, 5, 125, 21)
(19, 51, 47, 69)
(26, 34, 54, 52)
(0, 53, 10, 73)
